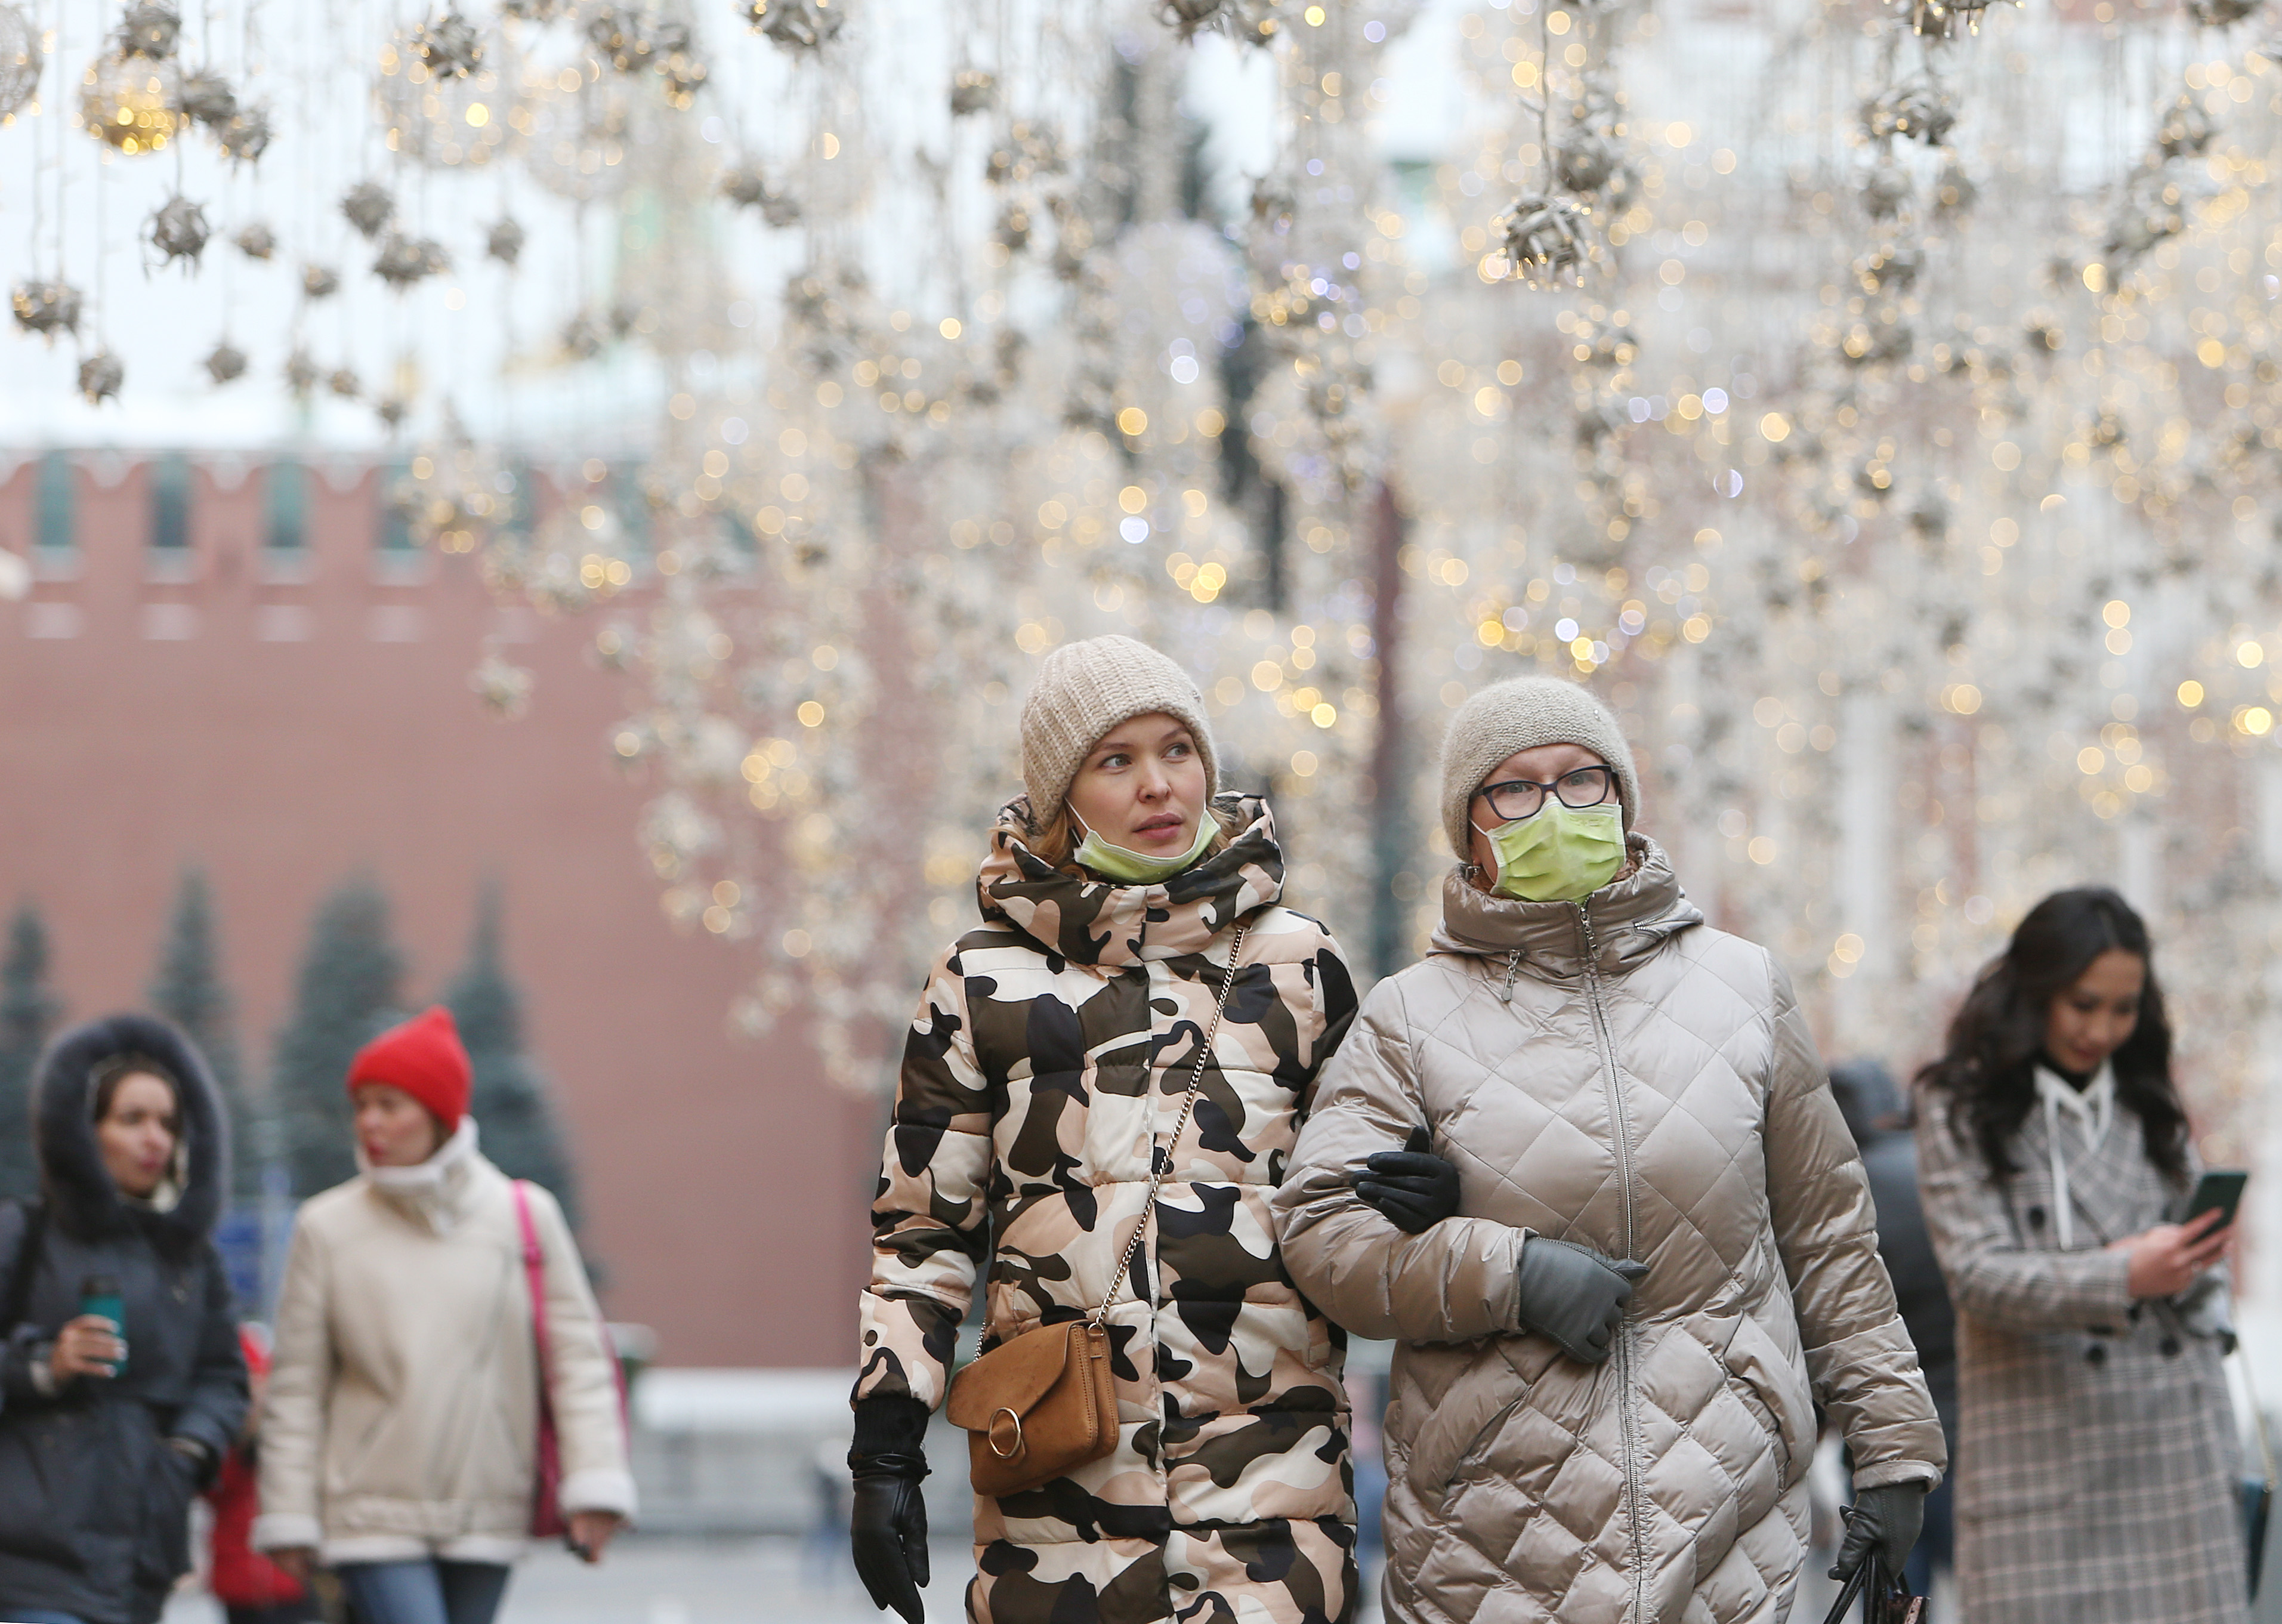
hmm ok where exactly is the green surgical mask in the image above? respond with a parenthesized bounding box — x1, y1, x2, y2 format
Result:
(1475, 801, 1625, 902)
(1072, 810, 1216, 884)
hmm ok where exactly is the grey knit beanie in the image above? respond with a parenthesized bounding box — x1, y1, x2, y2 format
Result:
(1439, 676, 1640, 856)
(1020, 635, 1219, 821)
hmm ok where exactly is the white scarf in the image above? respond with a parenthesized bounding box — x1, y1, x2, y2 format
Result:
(359, 1117, 483, 1234)
(2033, 1061, 2114, 1251)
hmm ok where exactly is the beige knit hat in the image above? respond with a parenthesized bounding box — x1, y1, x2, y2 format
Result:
(1020, 634, 1219, 820)
(1439, 675, 1640, 856)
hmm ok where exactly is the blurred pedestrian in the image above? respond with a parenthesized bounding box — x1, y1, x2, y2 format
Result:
(1830, 1059, 1956, 1607)
(0, 1014, 249, 1624)
(1916, 886, 2244, 1624)
(1275, 676, 1947, 1623)
(208, 1326, 318, 1624)
(851, 635, 1385, 1623)
(253, 1006, 632, 1624)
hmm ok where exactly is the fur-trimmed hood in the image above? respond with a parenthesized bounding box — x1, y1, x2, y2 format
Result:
(34, 1012, 230, 1250)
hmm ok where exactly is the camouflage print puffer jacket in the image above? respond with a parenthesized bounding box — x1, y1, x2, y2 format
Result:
(857, 795, 1361, 1624)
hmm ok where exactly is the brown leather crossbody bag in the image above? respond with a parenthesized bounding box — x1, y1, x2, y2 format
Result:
(944, 925, 1247, 1498)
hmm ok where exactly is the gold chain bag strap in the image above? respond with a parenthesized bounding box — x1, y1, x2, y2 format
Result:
(946, 925, 1247, 1498)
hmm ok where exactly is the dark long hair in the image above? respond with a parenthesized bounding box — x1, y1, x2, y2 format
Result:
(1915, 886, 2189, 1188)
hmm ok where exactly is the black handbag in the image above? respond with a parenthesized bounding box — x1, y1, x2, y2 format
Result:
(1820, 1549, 1923, 1624)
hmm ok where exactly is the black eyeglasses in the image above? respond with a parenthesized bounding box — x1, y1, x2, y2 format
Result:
(1474, 764, 1616, 823)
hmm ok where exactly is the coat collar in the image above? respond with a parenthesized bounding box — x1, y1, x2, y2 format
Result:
(2014, 1092, 2147, 1249)
(977, 793, 1282, 967)
(1428, 832, 1703, 979)
(358, 1117, 491, 1235)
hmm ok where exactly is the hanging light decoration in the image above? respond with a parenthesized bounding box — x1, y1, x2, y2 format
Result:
(0, 4, 42, 124)
(651, 18, 707, 106)
(172, 66, 233, 126)
(144, 193, 209, 268)
(1896, 0, 2007, 40)
(1497, 193, 1598, 287)
(470, 647, 535, 717)
(11, 279, 82, 339)
(233, 221, 276, 260)
(1158, 0, 1230, 39)
(340, 180, 395, 239)
(283, 348, 319, 396)
(212, 101, 270, 162)
(79, 50, 180, 153)
(521, 69, 657, 203)
(399, 427, 512, 552)
(720, 162, 801, 226)
(485, 216, 525, 267)
(744, 0, 842, 53)
(560, 311, 604, 359)
(113, 1, 179, 60)
(77, 350, 123, 404)
(372, 231, 450, 288)
(301, 263, 340, 299)
(202, 339, 246, 384)
(1861, 78, 1956, 146)
(585, 5, 656, 71)
(949, 69, 993, 116)
(412, 9, 483, 78)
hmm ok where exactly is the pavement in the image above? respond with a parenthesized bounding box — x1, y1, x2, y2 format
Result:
(158, 1534, 1933, 1622)
(162, 1537, 1379, 1624)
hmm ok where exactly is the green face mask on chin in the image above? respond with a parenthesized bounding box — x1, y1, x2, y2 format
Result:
(1475, 801, 1625, 902)
(1072, 809, 1216, 884)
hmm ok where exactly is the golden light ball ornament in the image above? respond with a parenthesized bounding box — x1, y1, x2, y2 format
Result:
(375, 24, 520, 169)
(79, 51, 178, 153)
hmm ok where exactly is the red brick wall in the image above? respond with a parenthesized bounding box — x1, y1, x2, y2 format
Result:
(0, 452, 876, 1367)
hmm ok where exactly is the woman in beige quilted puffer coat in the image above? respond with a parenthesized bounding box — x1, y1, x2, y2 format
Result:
(1276, 677, 1947, 1624)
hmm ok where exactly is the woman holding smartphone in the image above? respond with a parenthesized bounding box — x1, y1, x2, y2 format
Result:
(1917, 887, 2245, 1624)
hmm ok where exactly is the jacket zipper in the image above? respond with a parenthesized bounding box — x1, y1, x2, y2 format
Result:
(1576, 903, 1648, 1622)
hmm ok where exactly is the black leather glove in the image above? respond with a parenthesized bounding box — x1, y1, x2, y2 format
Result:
(850, 1460, 930, 1623)
(849, 1394, 931, 1624)
(1829, 1482, 1926, 1583)
(1514, 1236, 1647, 1364)
(1356, 1126, 1460, 1234)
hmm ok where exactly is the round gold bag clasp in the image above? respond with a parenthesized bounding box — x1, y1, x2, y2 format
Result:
(988, 1408, 1024, 1459)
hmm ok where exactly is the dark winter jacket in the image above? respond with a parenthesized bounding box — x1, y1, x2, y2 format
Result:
(0, 1014, 249, 1624)
(1831, 1061, 1958, 1440)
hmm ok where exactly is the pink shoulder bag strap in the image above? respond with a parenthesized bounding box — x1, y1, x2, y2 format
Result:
(511, 1180, 567, 1537)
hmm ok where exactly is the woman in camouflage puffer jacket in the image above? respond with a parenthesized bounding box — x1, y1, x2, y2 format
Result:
(852, 636, 1363, 1624)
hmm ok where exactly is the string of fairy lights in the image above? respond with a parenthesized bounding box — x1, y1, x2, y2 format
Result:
(10, 0, 2282, 1149)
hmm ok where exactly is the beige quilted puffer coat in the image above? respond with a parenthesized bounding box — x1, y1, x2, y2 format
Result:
(1275, 836, 1946, 1624)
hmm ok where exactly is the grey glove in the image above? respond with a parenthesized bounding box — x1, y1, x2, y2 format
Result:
(1515, 1236, 1647, 1364)
(1829, 1482, 1926, 1583)
(1355, 1126, 1461, 1234)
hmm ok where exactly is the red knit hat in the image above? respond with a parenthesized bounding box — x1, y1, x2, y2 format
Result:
(346, 1005, 472, 1128)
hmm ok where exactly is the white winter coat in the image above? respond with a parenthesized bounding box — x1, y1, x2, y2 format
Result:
(252, 1122, 634, 1563)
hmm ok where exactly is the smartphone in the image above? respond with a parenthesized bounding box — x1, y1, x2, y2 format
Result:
(2181, 1168, 2249, 1231)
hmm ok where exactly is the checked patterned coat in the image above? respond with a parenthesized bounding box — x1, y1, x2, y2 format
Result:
(1274, 836, 1946, 1624)
(1916, 1091, 2247, 1624)
(857, 795, 1363, 1624)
